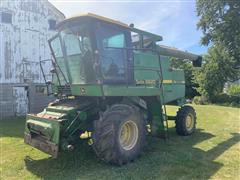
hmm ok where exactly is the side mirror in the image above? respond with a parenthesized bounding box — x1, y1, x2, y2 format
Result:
(193, 56, 202, 67)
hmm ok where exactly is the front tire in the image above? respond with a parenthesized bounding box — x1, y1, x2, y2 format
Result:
(175, 106, 196, 136)
(92, 104, 146, 165)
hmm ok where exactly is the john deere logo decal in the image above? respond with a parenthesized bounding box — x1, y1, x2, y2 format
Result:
(80, 87, 86, 95)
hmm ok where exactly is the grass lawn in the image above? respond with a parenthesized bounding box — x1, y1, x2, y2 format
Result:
(0, 105, 239, 180)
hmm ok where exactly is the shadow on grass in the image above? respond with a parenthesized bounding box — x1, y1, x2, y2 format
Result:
(24, 128, 240, 180)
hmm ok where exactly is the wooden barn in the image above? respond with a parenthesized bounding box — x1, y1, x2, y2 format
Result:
(0, 0, 65, 116)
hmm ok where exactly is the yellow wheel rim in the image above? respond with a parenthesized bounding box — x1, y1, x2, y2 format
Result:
(119, 120, 138, 150)
(186, 114, 194, 131)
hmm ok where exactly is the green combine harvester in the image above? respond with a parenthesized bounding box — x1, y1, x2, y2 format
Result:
(24, 13, 202, 165)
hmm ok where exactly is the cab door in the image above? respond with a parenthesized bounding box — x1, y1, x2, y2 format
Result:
(96, 23, 133, 84)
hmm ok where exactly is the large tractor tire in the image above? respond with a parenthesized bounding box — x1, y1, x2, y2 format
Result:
(175, 106, 196, 136)
(92, 104, 146, 165)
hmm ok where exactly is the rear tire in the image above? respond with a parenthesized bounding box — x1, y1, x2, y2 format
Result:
(175, 106, 196, 136)
(92, 104, 146, 165)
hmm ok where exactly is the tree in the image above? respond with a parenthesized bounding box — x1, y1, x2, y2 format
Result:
(196, 0, 240, 81)
(193, 45, 229, 101)
(195, 0, 240, 102)
(227, 84, 240, 97)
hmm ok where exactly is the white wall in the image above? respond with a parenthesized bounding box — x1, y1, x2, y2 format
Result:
(0, 0, 64, 84)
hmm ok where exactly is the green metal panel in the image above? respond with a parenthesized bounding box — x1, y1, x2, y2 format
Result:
(25, 114, 61, 145)
(172, 69, 185, 82)
(71, 84, 103, 96)
(46, 106, 76, 114)
(102, 85, 160, 96)
(134, 51, 160, 81)
(171, 70, 185, 100)
(146, 98, 165, 136)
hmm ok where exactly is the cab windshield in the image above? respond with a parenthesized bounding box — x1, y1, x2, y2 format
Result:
(49, 24, 95, 84)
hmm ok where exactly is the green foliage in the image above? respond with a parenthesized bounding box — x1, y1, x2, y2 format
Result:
(193, 45, 232, 101)
(171, 58, 199, 98)
(213, 93, 240, 107)
(192, 93, 239, 107)
(171, 1, 240, 104)
(227, 84, 240, 96)
(196, 0, 240, 103)
(196, 0, 240, 72)
(193, 96, 208, 105)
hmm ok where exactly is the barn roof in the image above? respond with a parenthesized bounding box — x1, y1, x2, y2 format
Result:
(47, 0, 65, 18)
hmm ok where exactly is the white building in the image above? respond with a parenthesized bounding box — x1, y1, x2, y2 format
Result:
(0, 0, 65, 116)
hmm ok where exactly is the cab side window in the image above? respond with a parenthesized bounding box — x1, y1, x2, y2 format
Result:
(97, 25, 127, 82)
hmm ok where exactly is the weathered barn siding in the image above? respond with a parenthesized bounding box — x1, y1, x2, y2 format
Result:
(0, 0, 65, 116)
(0, 84, 14, 116)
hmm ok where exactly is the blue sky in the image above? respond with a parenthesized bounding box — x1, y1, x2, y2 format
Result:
(49, 0, 208, 55)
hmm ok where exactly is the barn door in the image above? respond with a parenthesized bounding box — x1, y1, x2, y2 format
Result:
(13, 87, 29, 116)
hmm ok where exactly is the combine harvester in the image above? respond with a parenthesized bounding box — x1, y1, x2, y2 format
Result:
(24, 13, 202, 165)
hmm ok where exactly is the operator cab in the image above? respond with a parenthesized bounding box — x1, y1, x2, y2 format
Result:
(48, 13, 162, 88)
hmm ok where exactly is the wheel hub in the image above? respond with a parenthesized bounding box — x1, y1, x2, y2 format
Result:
(119, 120, 138, 150)
(186, 114, 194, 130)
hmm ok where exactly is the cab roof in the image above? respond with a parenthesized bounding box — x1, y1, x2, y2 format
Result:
(57, 13, 129, 29)
(57, 13, 162, 42)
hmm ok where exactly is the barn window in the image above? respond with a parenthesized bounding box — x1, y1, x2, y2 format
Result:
(1, 12, 12, 24)
(48, 19, 56, 30)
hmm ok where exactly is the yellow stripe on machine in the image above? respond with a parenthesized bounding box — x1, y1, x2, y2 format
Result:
(163, 80, 185, 84)
(163, 80, 173, 84)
